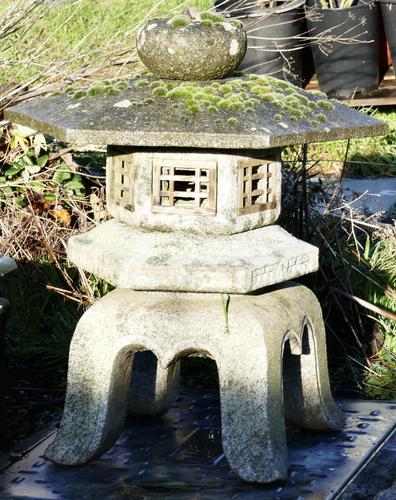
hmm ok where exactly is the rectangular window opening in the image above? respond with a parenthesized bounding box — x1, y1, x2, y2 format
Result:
(107, 154, 135, 212)
(152, 159, 217, 215)
(238, 159, 277, 215)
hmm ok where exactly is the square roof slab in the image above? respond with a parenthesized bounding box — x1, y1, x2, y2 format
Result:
(5, 75, 387, 149)
(67, 219, 318, 293)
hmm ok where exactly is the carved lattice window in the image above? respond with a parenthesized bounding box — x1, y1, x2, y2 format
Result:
(107, 153, 135, 211)
(237, 159, 277, 215)
(152, 159, 217, 215)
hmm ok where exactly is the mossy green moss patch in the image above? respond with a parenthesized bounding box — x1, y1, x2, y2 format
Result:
(68, 78, 133, 100)
(201, 11, 223, 22)
(66, 74, 336, 127)
(169, 14, 190, 28)
(167, 9, 242, 30)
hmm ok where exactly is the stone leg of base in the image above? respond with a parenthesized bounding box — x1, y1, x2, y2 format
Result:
(217, 333, 288, 482)
(279, 284, 345, 431)
(127, 351, 180, 416)
(45, 284, 343, 483)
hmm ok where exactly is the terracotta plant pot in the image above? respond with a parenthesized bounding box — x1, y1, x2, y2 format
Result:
(215, 0, 311, 87)
(306, 0, 379, 98)
(378, 0, 396, 72)
(136, 15, 247, 81)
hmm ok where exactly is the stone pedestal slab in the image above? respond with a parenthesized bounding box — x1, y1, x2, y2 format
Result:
(45, 283, 344, 483)
(67, 220, 318, 293)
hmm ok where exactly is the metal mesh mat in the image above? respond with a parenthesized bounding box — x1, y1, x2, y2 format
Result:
(1, 390, 395, 499)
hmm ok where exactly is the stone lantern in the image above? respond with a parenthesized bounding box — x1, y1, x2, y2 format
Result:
(5, 17, 387, 484)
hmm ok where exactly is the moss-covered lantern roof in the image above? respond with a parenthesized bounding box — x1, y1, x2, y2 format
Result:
(5, 75, 388, 149)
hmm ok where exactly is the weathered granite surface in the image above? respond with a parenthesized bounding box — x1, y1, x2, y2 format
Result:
(5, 77, 388, 149)
(67, 219, 319, 293)
(137, 18, 246, 80)
(45, 283, 344, 483)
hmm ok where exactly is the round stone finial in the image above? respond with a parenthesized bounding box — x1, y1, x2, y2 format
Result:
(136, 11, 247, 81)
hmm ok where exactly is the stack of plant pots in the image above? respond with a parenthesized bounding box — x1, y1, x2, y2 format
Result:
(215, 0, 312, 87)
(216, 0, 388, 99)
(378, 0, 396, 71)
(305, 0, 379, 98)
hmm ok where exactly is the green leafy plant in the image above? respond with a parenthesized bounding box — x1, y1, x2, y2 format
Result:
(281, 143, 396, 398)
(1, 124, 85, 208)
(364, 320, 396, 398)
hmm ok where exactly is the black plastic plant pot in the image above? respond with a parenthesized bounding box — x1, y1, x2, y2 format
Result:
(215, 0, 309, 87)
(306, 0, 379, 98)
(378, 0, 396, 71)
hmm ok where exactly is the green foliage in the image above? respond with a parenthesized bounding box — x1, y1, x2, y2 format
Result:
(0, 130, 85, 205)
(364, 321, 396, 399)
(0, 0, 212, 87)
(2, 262, 112, 372)
(359, 232, 396, 313)
(281, 141, 396, 399)
(305, 109, 396, 177)
(345, 229, 396, 399)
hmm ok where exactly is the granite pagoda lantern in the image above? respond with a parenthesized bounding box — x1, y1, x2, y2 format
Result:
(5, 10, 388, 484)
